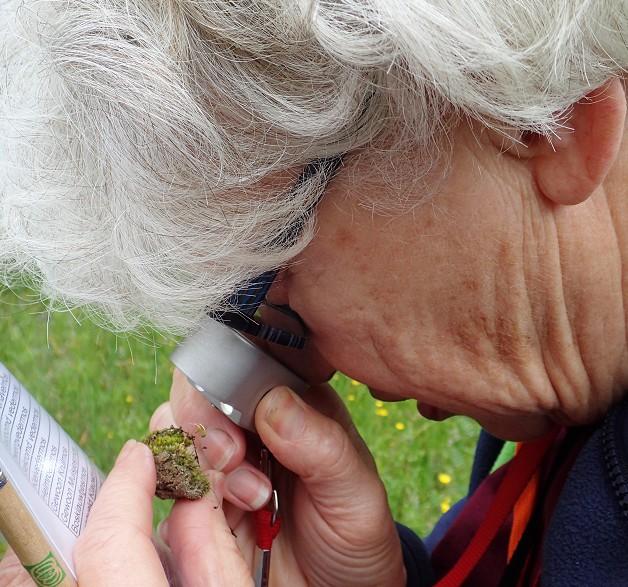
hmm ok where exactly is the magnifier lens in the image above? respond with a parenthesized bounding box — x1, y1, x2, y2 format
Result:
(171, 317, 307, 432)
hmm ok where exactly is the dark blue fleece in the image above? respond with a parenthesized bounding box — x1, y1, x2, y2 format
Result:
(397, 399, 628, 586)
(542, 422, 628, 586)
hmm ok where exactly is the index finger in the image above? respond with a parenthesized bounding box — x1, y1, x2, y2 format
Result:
(166, 475, 254, 587)
(170, 369, 248, 472)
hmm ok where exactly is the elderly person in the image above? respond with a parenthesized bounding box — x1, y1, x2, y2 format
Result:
(1, 0, 628, 585)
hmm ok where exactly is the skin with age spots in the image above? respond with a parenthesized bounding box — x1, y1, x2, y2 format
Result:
(268, 83, 628, 441)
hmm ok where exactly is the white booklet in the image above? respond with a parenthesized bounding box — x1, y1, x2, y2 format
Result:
(0, 362, 104, 579)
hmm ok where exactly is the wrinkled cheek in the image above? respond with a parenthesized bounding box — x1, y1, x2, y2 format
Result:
(260, 334, 335, 384)
(309, 332, 396, 391)
(289, 282, 399, 387)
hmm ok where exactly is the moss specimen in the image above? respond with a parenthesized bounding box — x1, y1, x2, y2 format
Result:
(142, 426, 210, 500)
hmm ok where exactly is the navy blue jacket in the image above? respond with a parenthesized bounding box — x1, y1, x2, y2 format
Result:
(397, 397, 628, 586)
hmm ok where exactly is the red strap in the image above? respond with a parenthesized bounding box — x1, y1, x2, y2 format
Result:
(508, 468, 539, 560)
(254, 509, 281, 550)
(435, 428, 559, 587)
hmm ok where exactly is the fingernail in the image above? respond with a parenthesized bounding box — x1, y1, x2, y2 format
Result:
(201, 428, 236, 471)
(117, 439, 139, 464)
(264, 387, 305, 441)
(225, 469, 271, 510)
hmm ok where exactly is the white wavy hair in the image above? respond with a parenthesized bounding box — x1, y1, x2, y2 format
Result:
(1, 0, 627, 334)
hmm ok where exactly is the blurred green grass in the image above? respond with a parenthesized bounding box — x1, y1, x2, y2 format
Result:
(0, 286, 479, 555)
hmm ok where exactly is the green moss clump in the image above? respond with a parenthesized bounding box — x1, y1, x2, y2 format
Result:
(142, 426, 210, 500)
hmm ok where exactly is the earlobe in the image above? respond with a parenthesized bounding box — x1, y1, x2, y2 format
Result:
(532, 78, 627, 206)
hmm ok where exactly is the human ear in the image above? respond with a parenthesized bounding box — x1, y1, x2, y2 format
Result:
(531, 78, 626, 205)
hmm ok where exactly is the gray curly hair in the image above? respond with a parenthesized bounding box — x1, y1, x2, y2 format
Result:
(1, 0, 627, 334)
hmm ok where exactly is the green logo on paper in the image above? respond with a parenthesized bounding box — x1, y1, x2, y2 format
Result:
(24, 552, 66, 587)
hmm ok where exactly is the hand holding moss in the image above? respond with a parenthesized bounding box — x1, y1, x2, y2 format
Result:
(74, 439, 252, 586)
(165, 373, 407, 587)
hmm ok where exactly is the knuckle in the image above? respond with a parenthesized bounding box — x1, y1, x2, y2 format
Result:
(74, 524, 113, 558)
(170, 369, 195, 408)
(75, 524, 144, 574)
(308, 417, 352, 478)
(149, 401, 174, 431)
(76, 517, 138, 555)
(0, 551, 33, 587)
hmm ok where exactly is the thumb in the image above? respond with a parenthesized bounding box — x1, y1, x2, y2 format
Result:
(256, 387, 385, 511)
(74, 440, 168, 587)
(256, 387, 406, 586)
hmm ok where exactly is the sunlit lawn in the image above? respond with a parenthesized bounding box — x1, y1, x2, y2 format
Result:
(0, 286, 479, 557)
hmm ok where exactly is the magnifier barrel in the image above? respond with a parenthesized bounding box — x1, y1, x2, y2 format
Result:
(171, 318, 307, 432)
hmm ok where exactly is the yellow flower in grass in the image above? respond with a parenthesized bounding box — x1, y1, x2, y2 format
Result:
(438, 473, 452, 485)
(350, 379, 361, 387)
(347, 393, 356, 402)
(124, 394, 134, 405)
(375, 407, 389, 417)
(375, 400, 384, 408)
(440, 498, 452, 513)
(394, 422, 406, 431)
